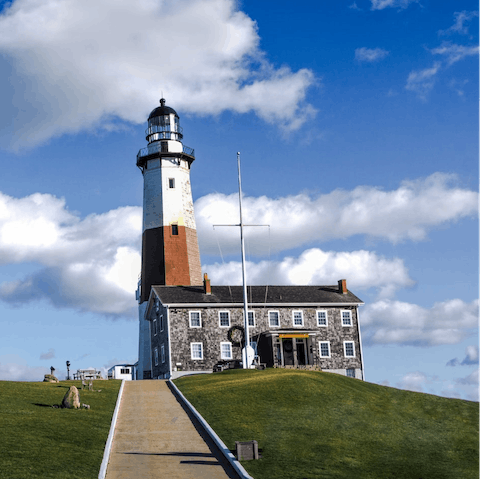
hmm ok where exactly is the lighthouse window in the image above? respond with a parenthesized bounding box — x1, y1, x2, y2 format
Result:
(171, 224, 178, 235)
(268, 311, 280, 327)
(293, 310, 303, 327)
(161, 141, 168, 152)
(189, 311, 201, 328)
(344, 341, 355, 358)
(219, 311, 230, 327)
(191, 342, 203, 360)
(169, 178, 175, 188)
(342, 310, 352, 326)
(220, 342, 233, 360)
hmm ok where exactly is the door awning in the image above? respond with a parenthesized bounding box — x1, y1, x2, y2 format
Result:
(279, 334, 309, 339)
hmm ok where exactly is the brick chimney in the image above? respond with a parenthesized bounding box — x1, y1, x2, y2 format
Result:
(203, 273, 211, 295)
(338, 279, 347, 294)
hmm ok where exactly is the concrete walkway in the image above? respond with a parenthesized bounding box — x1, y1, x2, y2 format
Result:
(105, 380, 239, 479)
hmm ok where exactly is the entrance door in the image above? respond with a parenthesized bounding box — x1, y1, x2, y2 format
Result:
(296, 339, 307, 365)
(282, 339, 294, 366)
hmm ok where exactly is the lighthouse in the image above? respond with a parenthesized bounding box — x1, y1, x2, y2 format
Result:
(136, 99, 202, 379)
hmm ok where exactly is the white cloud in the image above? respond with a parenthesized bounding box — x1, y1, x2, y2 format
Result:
(461, 345, 479, 365)
(196, 173, 478, 255)
(431, 42, 479, 66)
(405, 63, 441, 100)
(361, 299, 479, 346)
(438, 11, 478, 36)
(395, 370, 479, 400)
(204, 248, 413, 298)
(0, 0, 315, 149)
(456, 368, 479, 386)
(0, 172, 476, 316)
(396, 371, 428, 392)
(355, 47, 389, 62)
(0, 354, 49, 381)
(39, 348, 55, 360)
(0, 192, 142, 317)
(370, 0, 418, 11)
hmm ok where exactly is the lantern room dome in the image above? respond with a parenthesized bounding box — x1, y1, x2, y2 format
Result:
(148, 98, 178, 120)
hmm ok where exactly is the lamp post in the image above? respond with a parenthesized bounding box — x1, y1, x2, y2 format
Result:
(66, 361, 71, 381)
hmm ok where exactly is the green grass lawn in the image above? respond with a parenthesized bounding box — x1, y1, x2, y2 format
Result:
(174, 369, 479, 479)
(0, 380, 121, 479)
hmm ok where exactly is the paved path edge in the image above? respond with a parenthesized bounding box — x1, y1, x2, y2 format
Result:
(168, 379, 255, 479)
(98, 379, 126, 479)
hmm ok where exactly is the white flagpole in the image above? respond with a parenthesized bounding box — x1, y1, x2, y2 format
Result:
(237, 152, 250, 368)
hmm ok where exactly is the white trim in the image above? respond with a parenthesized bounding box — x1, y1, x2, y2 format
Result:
(189, 310, 202, 328)
(292, 310, 304, 327)
(98, 380, 125, 479)
(218, 310, 230, 328)
(268, 310, 280, 327)
(220, 342, 233, 360)
(161, 344, 165, 364)
(167, 306, 172, 378)
(191, 342, 203, 360)
(153, 317, 157, 336)
(161, 301, 364, 308)
(319, 341, 331, 358)
(356, 306, 366, 381)
(341, 310, 352, 327)
(343, 341, 356, 358)
(316, 310, 328, 327)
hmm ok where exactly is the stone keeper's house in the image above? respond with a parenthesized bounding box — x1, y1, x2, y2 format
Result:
(145, 277, 364, 380)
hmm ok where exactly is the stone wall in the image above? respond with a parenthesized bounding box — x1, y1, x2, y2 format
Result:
(149, 304, 363, 376)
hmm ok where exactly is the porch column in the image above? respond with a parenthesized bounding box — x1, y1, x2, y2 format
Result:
(292, 339, 298, 367)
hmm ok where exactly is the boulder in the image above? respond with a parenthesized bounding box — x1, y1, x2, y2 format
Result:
(62, 386, 81, 409)
(43, 374, 59, 383)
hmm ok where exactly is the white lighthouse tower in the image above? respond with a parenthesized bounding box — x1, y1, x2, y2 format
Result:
(136, 99, 202, 379)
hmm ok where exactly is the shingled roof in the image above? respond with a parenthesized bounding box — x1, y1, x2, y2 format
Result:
(151, 285, 363, 306)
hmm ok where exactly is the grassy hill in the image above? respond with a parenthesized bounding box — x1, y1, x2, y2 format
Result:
(174, 368, 479, 479)
(0, 380, 121, 479)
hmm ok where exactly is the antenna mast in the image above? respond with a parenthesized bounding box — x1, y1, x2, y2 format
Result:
(237, 152, 250, 368)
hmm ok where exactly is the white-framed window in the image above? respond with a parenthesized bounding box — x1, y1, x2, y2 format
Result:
(189, 311, 201, 328)
(219, 311, 230, 328)
(346, 368, 356, 378)
(120, 368, 130, 374)
(342, 310, 352, 326)
(269, 311, 280, 327)
(161, 344, 165, 364)
(317, 310, 328, 327)
(169, 178, 175, 188)
(243, 311, 255, 327)
(155, 299, 160, 313)
(154, 347, 159, 366)
(220, 342, 233, 360)
(344, 341, 355, 358)
(319, 341, 331, 358)
(153, 317, 157, 336)
(160, 315, 164, 332)
(191, 342, 203, 360)
(292, 310, 304, 327)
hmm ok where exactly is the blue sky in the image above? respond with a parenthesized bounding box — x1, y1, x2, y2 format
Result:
(0, 0, 478, 400)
